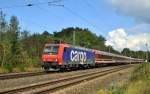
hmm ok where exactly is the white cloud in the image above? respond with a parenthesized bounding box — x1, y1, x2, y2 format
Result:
(106, 28, 150, 51)
(109, 0, 150, 23)
(107, 0, 150, 51)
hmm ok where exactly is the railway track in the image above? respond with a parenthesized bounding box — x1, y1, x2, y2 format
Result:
(0, 72, 47, 80)
(0, 65, 132, 94)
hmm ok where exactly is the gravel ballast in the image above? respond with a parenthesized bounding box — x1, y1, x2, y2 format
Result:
(52, 67, 134, 94)
(0, 66, 121, 91)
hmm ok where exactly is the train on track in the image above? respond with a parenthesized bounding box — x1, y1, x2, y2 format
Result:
(41, 43, 144, 71)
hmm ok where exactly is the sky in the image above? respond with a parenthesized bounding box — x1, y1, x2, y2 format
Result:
(0, 0, 150, 51)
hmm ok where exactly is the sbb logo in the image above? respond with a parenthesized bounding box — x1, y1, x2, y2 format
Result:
(70, 50, 86, 63)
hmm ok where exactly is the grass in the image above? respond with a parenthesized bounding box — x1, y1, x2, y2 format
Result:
(0, 67, 10, 73)
(0, 66, 43, 73)
(0, 58, 43, 73)
(106, 63, 150, 94)
(124, 80, 150, 94)
(97, 89, 106, 94)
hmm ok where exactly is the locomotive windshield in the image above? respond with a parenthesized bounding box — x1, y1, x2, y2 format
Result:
(43, 46, 59, 54)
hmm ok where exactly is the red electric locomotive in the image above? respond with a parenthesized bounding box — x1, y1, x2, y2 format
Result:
(41, 43, 95, 71)
(42, 44, 69, 71)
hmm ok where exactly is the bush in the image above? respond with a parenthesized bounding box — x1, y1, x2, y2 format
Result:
(110, 84, 128, 94)
(125, 80, 150, 94)
(0, 67, 9, 73)
(3, 63, 13, 72)
(97, 89, 105, 94)
(18, 63, 26, 72)
(131, 63, 150, 81)
(110, 63, 150, 94)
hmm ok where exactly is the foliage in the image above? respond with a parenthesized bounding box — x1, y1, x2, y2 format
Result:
(3, 63, 13, 72)
(54, 27, 117, 52)
(131, 63, 150, 81)
(0, 11, 41, 72)
(110, 84, 128, 94)
(97, 89, 106, 94)
(125, 63, 150, 94)
(111, 63, 150, 94)
(121, 48, 150, 62)
(0, 10, 149, 73)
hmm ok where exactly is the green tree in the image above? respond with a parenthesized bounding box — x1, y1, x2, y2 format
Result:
(8, 16, 29, 68)
(54, 27, 108, 51)
(9, 16, 19, 54)
(0, 11, 7, 67)
(121, 48, 131, 56)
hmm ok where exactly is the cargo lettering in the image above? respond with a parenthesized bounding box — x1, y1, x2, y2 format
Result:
(70, 50, 86, 63)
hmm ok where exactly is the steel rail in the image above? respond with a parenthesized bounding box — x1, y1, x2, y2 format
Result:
(0, 65, 132, 94)
(0, 72, 47, 80)
(35, 66, 129, 94)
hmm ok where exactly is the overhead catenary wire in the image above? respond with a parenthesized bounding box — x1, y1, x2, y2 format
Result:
(84, 0, 94, 9)
(0, 0, 103, 32)
(0, 0, 63, 9)
(0, 0, 64, 31)
(1, 11, 52, 32)
(61, 5, 103, 31)
(35, 4, 63, 23)
(83, 0, 111, 29)
(24, 0, 64, 30)
(28, 1, 104, 32)
(0, 10, 51, 32)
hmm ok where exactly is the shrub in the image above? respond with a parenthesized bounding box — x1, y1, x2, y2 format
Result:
(111, 63, 150, 94)
(131, 63, 150, 81)
(18, 63, 26, 72)
(97, 89, 105, 94)
(110, 84, 128, 94)
(3, 63, 13, 72)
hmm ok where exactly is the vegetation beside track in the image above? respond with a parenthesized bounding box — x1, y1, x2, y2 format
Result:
(0, 10, 149, 73)
(97, 63, 150, 94)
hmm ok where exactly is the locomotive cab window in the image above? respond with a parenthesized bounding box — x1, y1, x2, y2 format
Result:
(43, 46, 59, 54)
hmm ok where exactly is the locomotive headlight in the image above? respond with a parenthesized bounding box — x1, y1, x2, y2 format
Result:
(55, 58, 58, 62)
(43, 59, 46, 61)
